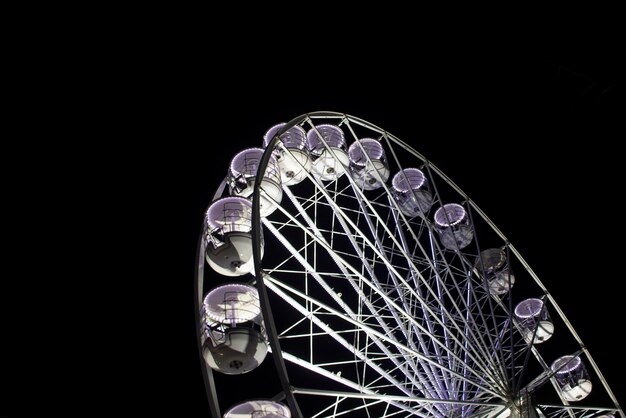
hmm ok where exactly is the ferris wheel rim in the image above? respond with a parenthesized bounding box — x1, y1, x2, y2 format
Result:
(197, 111, 624, 418)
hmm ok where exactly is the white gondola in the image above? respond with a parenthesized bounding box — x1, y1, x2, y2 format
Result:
(475, 248, 516, 295)
(201, 283, 268, 375)
(263, 123, 311, 186)
(224, 400, 291, 418)
(229, 148, 282, 217)
(433, 203, 474, 250)
(204, 197, 262, 276)
(551, 355, 592, 401)
(348, 138, 390, 190)
(391, 168, 433, 217)
(515, 298, 554, 344)
(196, 112, 625, 417)
(306, 124, 349, 181)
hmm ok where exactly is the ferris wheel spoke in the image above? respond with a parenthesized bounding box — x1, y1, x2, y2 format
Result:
(263, 207, 448, 402)
(294, 386, 510, 418)
(262, 221, 455, 407)
(464, 206, 518, 387)
(263, 209, 506, 397)
(279, 351, 435, 417)
(265, 274, 504, 400)
(370, 202, 509, 390)
(347, 187, 468, 397)
(336, 149, 504, 396)
(293, 386, 510, 408)
(282, 186, 455, 398)
(389, 207, 464, 397)
(336, 163, 510, 387)
(538, 404, 622, 417)
(198, 112, 624, 418)
(285, 190, 420, 358)
(412, 166, 542, 392)
(336, 203, 507, 393)
(421, 169, 512, 376)
(310, 397, 406, 418)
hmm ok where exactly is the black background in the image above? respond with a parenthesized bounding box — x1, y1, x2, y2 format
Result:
(167, 49, 624, 416)
(7, 44, 623, 417)
(176, 51, 624, 416)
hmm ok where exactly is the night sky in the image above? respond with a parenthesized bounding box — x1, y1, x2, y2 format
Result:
(4, 25, 625, 418)
(171, 52, 624, 416)
(16, 49, 617, 418)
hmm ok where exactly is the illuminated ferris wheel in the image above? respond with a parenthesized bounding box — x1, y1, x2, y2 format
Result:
(195, 112, 624, 418)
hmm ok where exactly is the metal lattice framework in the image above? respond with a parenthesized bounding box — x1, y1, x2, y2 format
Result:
(196, 112, 624, 418)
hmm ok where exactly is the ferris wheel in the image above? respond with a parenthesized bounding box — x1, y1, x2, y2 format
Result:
(195, 112, 623, 418)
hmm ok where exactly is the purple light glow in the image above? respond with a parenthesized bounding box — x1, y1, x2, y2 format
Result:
(392, 168, 426, 192)
(263, 123, 308, 150)
(551, 355, 583, 374)
(514, 298, 544, 319)
(229, 148, 264, 177)
(434, 203, 467, 227)
(348, 138, 385, 167)
(203, 283, 260, 324)
(224, 400, 291, 418)
(206, 197, 252, 231)
(263, 123, 285, 146)
(306, 124, 345, 154)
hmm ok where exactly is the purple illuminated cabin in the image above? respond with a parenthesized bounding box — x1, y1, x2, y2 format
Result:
(306, 124, 349, 181)
(201, 283, 268, 375)
(347, 138, 390, 190)
(204, 197, 262, 276)
(433, 203, 474, 250)
(514, 298, 553, 344)
(263, 123, 311, 186)
(224, 400, 291, 418)
(550, 355, 592, 401)
(229, 147, 282, 217)
(391, 168, 433, 217)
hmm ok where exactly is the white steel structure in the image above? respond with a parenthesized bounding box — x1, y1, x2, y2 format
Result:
(195, 112, 623, 418)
